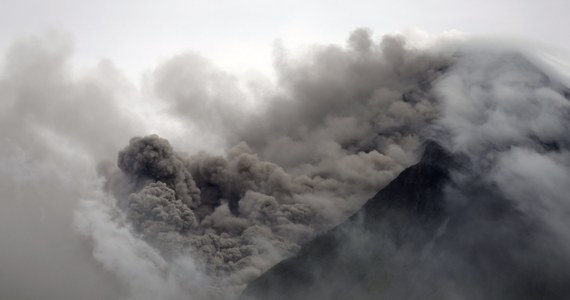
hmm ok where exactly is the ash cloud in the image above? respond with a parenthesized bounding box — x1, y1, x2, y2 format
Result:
(240, 42, 570, 300)
(94, 28, 456, 298)
(152, 52, 249, 136)
(237, 30, 450, 171)
(118, 135, 201, 208)
(3, 26, 570, 300)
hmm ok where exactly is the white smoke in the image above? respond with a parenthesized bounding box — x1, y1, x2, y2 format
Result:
(433, 44, 570, 256)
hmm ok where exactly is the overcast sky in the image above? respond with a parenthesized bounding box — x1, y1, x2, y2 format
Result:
(1, 0, 569, 81)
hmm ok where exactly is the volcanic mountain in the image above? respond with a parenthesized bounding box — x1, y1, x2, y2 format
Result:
(240, 141, 570, 300)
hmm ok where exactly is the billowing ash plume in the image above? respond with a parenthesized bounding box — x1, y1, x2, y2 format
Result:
(92, 29, 459, 298)
(238, 43, 570, 298)
(29, 28, 457, 300)
(117, 135, 201, 208)
(235, 29, 451, 172)
(109, 135, 315, 289)
(3, 26, 570, 300)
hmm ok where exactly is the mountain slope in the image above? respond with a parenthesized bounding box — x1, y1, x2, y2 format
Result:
(240, 142, 570, 300)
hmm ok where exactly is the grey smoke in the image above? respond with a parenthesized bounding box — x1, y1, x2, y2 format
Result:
(152, 52, 248, 136)
(118, 135, 201, 208)
(126, 182, 198, 236)
(237, 43, 570, 300)
(236, 30, 450, 171)
(0, 28, 458, 299)
(2, 26, 570, 300)
(93, 29, 458, 298)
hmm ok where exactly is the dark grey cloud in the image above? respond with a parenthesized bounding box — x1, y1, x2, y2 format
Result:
(118, 135, 201, 208)
(91, 28, 457, 299)
(239, 46, 570, 300)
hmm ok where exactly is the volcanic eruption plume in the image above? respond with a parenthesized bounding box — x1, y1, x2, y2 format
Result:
(1, 27, 569, 300)
(82, 29, 455, 298)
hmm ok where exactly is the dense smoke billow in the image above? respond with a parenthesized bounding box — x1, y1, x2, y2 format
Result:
(93, 29, 453, 298)
(1, 27, 569, 300)
(238, 41, 570, 299)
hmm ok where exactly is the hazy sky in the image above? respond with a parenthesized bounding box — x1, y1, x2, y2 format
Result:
(1, 0, 568, 82)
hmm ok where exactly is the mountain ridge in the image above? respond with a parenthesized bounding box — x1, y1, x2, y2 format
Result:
(239, 141, 453, 299)
(240, 141, 570, 300)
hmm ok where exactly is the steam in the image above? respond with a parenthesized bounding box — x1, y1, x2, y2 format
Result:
(2, 27, 570, 300)
(432, 47, 570, 281)
(434, 46, 570, 236)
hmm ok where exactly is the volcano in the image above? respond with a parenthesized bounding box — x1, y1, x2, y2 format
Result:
(240, 141, 570, 300)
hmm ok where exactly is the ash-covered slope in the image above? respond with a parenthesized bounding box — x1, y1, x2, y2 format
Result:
(240, 141, 570, 300)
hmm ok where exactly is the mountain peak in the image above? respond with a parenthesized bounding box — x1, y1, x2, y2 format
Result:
(240, 139, 570, 300)
(240, 141, 453, 300)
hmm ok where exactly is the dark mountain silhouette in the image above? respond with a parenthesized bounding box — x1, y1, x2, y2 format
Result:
(240, 142, 570, 300)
